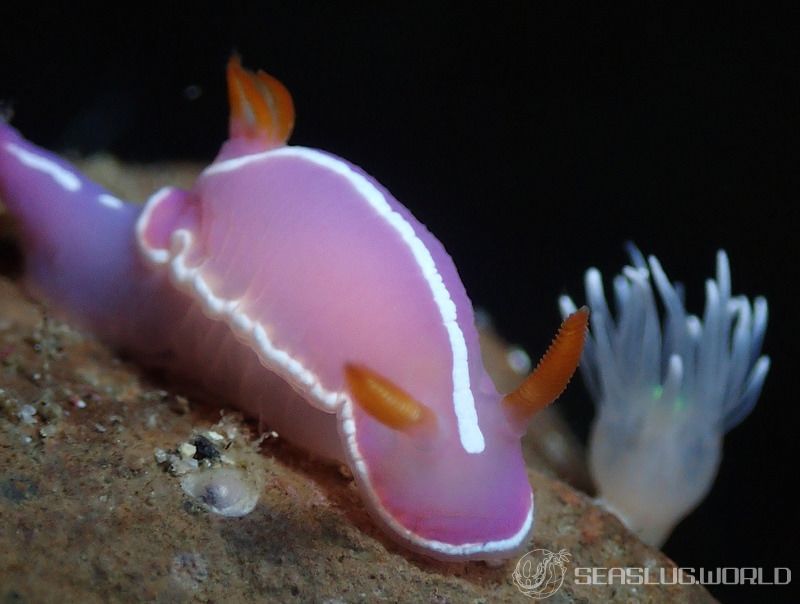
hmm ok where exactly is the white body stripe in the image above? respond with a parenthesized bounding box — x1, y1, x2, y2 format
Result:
(137, 186, 341, 408)
(98, 193, 124, 209)
(135, 187, 177, 264)
(138, 222, 342, 410)
(206, 147, 485, 454)
(5, 142, 82, 191)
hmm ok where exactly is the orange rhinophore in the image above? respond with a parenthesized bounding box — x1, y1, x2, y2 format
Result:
(227, 55, 295, 146)
(504, 307, 589, 425)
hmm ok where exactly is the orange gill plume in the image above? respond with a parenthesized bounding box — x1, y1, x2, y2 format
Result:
(344, 363, 437, 435)
(226, 55, 295, 145)
(503, 307, 589, 427)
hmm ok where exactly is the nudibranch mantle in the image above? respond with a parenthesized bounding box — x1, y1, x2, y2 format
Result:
(140, 146, 484, 454)
(0, 57, 588, 561)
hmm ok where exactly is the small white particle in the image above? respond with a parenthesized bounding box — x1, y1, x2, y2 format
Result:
(179, 442, 197, 459)
(19, 404, 37, 425)
(506, 347, 532, 375)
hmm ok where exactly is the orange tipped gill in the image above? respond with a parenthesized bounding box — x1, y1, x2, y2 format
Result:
(504, 307, 589, 424)
(344, 364, 436, 432)
(226, 55, 295, 147)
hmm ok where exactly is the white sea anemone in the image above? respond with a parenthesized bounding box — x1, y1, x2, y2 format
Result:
(559, 245, 770, 546)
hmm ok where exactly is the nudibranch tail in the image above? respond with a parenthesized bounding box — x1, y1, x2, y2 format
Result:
(0, 122, 150, 338)
(344, 363, 436, 433)
(226, 55, 295, 148)
(504, 307, 589, 426)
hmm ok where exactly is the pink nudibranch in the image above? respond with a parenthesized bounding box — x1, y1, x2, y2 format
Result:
(0, 57, 587, 561)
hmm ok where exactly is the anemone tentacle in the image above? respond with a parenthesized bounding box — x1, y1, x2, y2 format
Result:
(560, 246, 770, 546)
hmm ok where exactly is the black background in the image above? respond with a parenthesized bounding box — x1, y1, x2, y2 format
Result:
(1, 3, 797, 602)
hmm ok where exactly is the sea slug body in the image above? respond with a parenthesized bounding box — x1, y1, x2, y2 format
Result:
(0, 57, 588, 560)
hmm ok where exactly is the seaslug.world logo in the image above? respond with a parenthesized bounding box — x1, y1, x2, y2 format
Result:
(512, 548, 571, 599)
(511, 546, 791, 598)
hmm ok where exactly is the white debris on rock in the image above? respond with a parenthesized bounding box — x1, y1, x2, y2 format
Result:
(154, 416, 266, 517)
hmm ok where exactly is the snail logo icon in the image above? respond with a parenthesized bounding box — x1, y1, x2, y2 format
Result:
(512, 548, 571, 599)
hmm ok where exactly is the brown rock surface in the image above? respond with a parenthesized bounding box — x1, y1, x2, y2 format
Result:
(0, 159, 715, 603)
